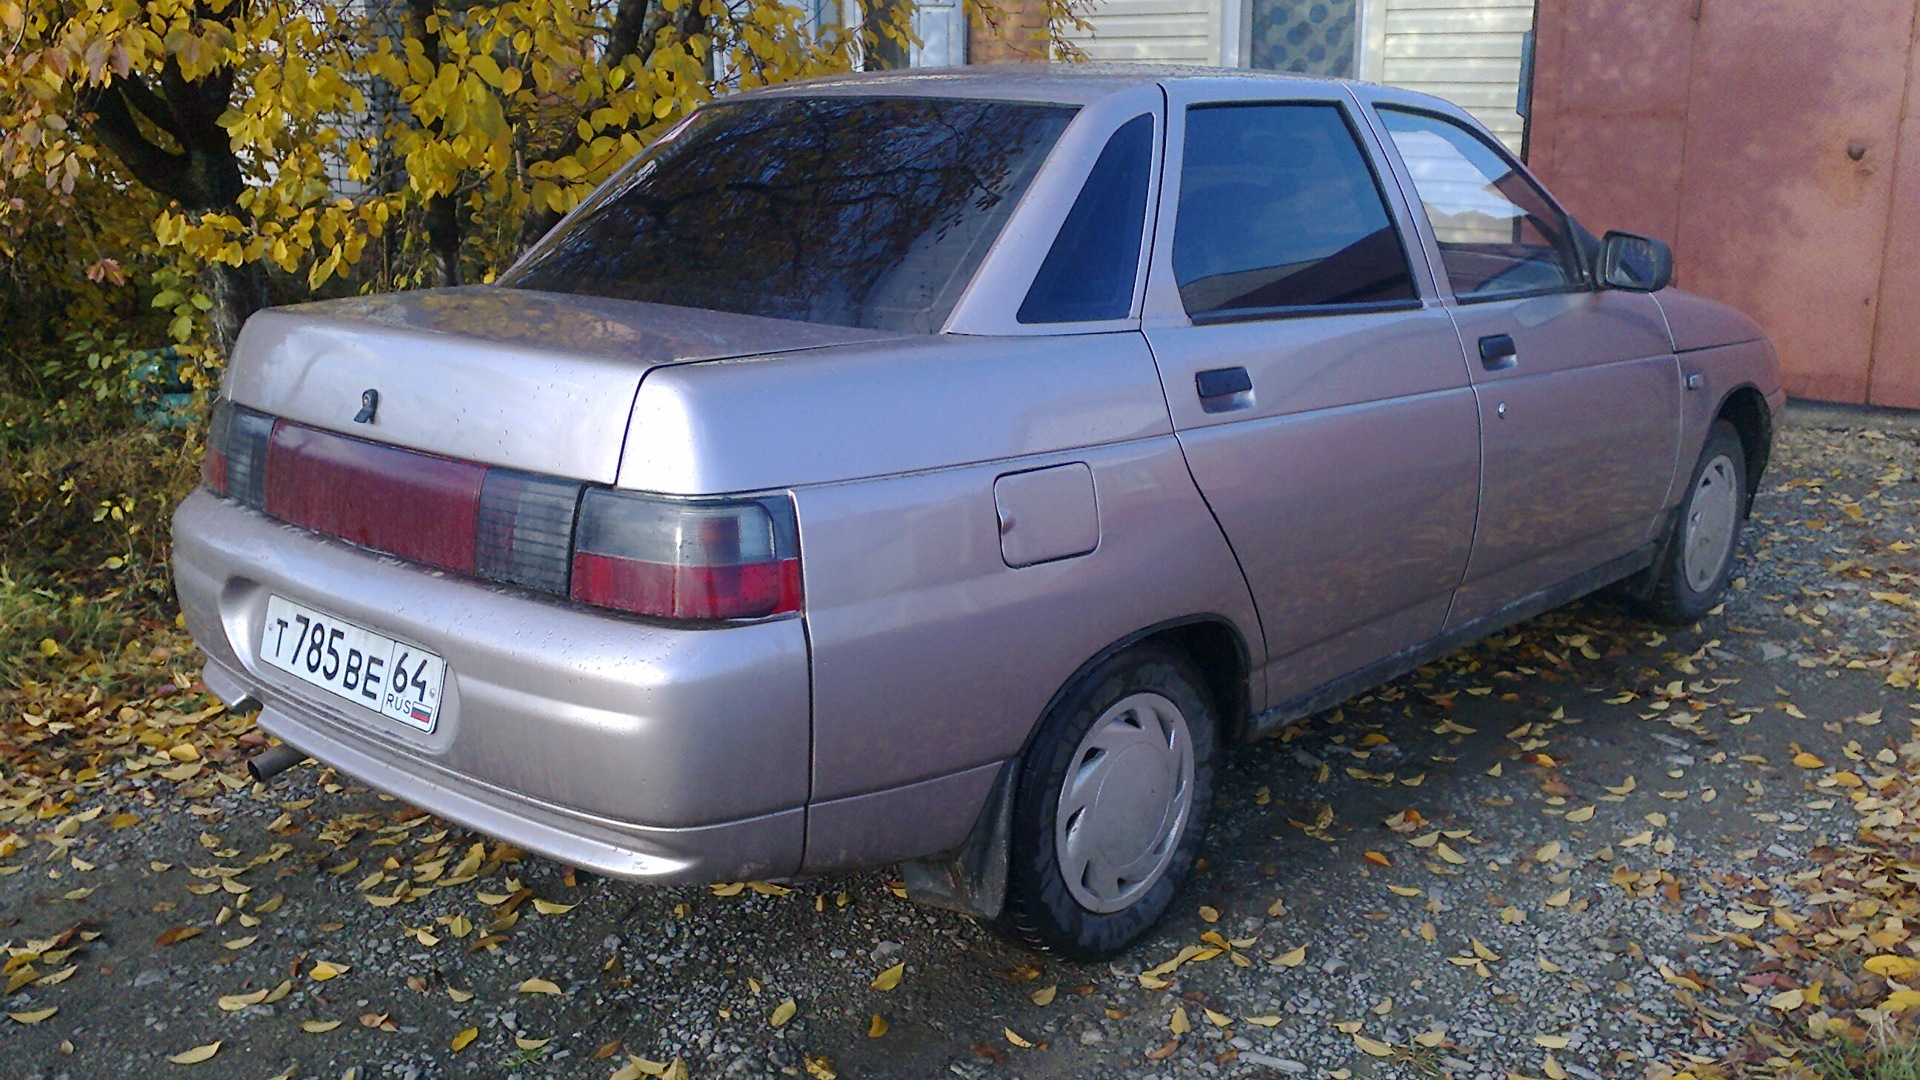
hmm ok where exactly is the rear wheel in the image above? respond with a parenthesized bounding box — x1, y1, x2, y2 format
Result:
(1001, 646, 1216, 960)
(1643, 420, 1748, 623)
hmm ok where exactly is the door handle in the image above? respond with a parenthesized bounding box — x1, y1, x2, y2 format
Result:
(1195, 366, 1253, 399)
(1478, 334, 1517, 371)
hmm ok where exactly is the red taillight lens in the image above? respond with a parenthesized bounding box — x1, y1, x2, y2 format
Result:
(265, 424, 487, 573)
(570, 491, 802, 621)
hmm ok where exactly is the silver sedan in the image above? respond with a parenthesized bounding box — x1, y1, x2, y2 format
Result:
(174, 65, 1782, 959)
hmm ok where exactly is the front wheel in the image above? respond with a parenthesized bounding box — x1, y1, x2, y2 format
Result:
(1642, 419, 1748, 623)
(1000, 646, 1217, 961)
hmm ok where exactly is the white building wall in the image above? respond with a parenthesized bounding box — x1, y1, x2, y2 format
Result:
(1061, 0, 1226, 65)
(1364, 0, 1533, 151)
(1062, 0, 1534, 152)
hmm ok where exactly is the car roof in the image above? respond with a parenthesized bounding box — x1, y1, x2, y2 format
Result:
(741, 62, 1396, 107)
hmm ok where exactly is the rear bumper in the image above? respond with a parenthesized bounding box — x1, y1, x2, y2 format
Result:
(173, 489, 810, 882)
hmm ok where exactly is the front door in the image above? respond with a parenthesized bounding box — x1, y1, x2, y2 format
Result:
(1365, 99, 1681, 628)
(1143, 82, 1482, 707)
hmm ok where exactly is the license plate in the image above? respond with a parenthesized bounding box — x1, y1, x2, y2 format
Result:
(261, 596, 447, 733)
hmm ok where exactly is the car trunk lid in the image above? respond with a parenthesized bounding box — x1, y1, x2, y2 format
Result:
(227, 286, 901, 483)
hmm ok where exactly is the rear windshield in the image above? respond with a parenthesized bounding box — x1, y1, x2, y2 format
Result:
(501, 96, 1077, 333)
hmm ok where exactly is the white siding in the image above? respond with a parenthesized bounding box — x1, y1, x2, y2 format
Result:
(1364, 0, 1534, 152)
(1061, 0, 1533, 152)
(1063, 0, 1224, 65)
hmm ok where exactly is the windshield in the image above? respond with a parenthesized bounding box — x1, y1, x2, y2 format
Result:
(502, 96, 1078, 333)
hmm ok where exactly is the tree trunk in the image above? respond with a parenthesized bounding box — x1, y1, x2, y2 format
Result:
(409, 0, 463, 287)
(425, 193, 462, 288)
(201, 261, 269, 360)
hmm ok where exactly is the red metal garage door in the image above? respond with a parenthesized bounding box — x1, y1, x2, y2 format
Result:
(1528, 0, 1920, 410)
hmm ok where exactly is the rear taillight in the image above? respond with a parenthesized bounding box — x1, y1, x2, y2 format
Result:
(203, 399, 273, 509)
(570, 491, 802, 621)
(218, 413, 802, 623)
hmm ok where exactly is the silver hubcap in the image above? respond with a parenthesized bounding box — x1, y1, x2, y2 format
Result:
(1055, 691, 1195, 913)
(1683, 454, 1741, 593)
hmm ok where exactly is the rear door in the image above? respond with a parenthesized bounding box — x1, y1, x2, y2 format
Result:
(1361, 95, 1681, 628)
(1142, 79, 1482, 707)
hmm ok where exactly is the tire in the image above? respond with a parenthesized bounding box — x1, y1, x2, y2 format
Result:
(1642, 419, 1748, 624)
(1000, 646, 1217, 961)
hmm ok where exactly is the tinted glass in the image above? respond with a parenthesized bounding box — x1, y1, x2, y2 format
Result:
(1377, 108, 1582, 299)
(1173, 103, 1415, 318)
(503, 97, 1076, 333)
(1019, 113, 1155, 324)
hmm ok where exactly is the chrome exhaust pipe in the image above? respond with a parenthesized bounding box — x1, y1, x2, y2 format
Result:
(247, 744, 307, 784)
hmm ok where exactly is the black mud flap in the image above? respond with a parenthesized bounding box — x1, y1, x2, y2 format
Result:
(900, 761, 1015, 920)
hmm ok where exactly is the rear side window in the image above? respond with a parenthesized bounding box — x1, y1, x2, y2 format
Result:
(1173, 102, 1416, 320)
(502, 97, 1076, 333)
(1376, 108, 1583, 300)
(1019, 113, 1156, 324)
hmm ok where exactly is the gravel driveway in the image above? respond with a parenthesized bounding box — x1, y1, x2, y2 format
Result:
(4, 408, 1916, 1080)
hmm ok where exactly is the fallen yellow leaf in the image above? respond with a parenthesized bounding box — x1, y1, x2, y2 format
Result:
(1793, 752, 1826, 769)
(452, 1027, 478, 1051)
(1170, 1005, 1190, 1034)
(516, 977, 562, 995)
(1871, 956, 1920, 979)
(309, 960, 346, 981)
(1884, 989, 1920, 1011)
(868, 1014, 888, 1038)
(216, 988, 270, 1012)
(1353, 1033, 1393, 1057)
(9, 1007, 57, 1023)
(770, 998, 797, 1027)
(1565, 806, 1595, 823)
(300, 1020, 342, 1033)
(169, 1042, 222, 1064)
(1005, 1027, 1033, 1048)
(1272, 945, 1306, 968)
(871, 963, 905, 992)
(1030, 985, 1057, 1006)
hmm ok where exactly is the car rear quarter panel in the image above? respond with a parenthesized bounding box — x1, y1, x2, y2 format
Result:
(624, 331, 1262, 873)
(795, 436, 1261, 872)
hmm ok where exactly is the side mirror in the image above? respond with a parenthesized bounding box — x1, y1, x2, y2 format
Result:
(1598, 231, 1673, 292)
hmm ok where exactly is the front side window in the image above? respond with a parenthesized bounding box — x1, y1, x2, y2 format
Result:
(503, 97, 1076, 333)
(1172, 102, 1417, 320)
(1376, 108, 1584, 300)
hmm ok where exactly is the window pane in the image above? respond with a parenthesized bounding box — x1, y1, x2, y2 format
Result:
(1249, 0, 1358, 77)
(503, 98, 1076, 333)
(1019, 113, 1155, 324)
(1173, 103, 1415, 318)
(1377, 108, 1581, 299)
